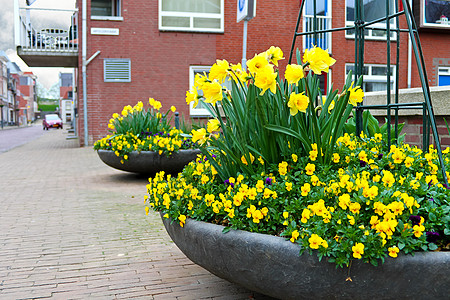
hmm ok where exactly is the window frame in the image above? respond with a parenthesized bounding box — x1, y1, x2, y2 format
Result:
(302, 0, 333, 52)
(345, 0, 397, 40)
(104, 58, 131, 83)
(345, 63, 396, 92)
(419, 0, 450, 29)
(91, 0, 123, 21)
(158, 0, 224, 33)
(189, 65, 212, 117)
(438, 66, 450, 86)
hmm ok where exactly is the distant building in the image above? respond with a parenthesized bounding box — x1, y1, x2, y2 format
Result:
(17, 71, 37, 125)
(0, 51, 9, 127)
(59, 72, 74, 123)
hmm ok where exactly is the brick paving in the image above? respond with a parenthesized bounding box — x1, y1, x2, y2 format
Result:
(0, 129, 274, 299)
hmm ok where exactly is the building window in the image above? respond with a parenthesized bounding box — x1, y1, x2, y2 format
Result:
(345, 0, 396, 39)
(423, 0, 450, 27)
(91, 0, 122, 20)
(159, 0, 224, 33)
(303, 0, 332, 51)
(438, 67, 450, 86)
(104, 59, 131, 82)
(345, 64, 396, 92)
(19, 76, 30, 85)
(189, 65, 231, 117)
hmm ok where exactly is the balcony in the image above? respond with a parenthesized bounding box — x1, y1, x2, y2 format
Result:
(14, 1, 78, 68)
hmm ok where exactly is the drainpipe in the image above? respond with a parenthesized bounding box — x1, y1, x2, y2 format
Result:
(82, 0, 88, 145)
(407, 0, 412, 88)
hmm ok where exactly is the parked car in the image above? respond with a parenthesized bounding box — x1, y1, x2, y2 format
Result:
(43, 114, 63, 130)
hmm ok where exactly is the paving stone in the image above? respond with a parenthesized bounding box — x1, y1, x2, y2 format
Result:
(0, 128, 275, 299)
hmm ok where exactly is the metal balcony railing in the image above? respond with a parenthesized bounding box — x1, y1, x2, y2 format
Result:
(16, 8, 78, 52)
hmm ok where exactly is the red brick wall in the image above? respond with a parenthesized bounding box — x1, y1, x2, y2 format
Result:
(377, 116, 450, 151)
(75, 0, 449, 146)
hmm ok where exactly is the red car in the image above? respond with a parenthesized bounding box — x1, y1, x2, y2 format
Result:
(43, 114, 63, 130)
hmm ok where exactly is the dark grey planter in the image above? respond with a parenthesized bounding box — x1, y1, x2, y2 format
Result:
(161, 214, 450, 300)
(97, 149, 200, 175)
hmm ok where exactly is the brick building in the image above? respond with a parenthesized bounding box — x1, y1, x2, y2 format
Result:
(15, 0, 449, 146)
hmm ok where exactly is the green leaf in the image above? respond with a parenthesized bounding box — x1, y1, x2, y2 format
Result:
(444, 228, 450, 235)
(428, 212, 437, 222)
(428, 243, 438, 251)
(398, 242, 405, 250)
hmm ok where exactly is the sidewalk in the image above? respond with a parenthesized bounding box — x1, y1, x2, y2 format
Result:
(0, 129, 272, 299)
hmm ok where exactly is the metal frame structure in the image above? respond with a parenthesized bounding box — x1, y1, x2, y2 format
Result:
(288, 0, 448, 186)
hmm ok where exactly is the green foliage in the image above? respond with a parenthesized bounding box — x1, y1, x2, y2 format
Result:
(344, 110, 406, 144)
(38, 104, 59, 112)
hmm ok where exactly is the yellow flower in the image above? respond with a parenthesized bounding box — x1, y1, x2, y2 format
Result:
(241, 153, 255, 165)
(265, 46, 284, 66)
(413, 224, 425, 238)
(302, 46, 336, 75)
(388, 246, 400, 258)
(292, 153, 298, 162)
(352, 242, 364, 259)
(191, 128, 207, 145)
(347, 214, 355, 225)
(382, 170, 395, 187)
(348, 83, 364, 106)
(207, 119, 220, 133)
(305, 163, 315, 175)
(290, 230, 300, 243)
(308, 234, 325, 249)
(285, 182, 293, 191)
(254, 65, 277, 95)
(202, 81, 223, 105)
(284, 64, 304, 86)
(301, 183, 311, 196)
(170, 105, 176, 112)
(209, 59, 230, 83)
(328, 100, 335, 114)
(247, 52, 269, 75)
(332, 153, 340, 163)
(349, 202, 361, 214)
(145, 206, 149, 215)
(287, 92, 309, 116)
(178, 214, 187, 227)
(194, 72, 208, 89)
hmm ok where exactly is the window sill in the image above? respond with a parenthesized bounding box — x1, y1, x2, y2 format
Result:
(159, 27, 224, 34)
(91, 16, 124, 21)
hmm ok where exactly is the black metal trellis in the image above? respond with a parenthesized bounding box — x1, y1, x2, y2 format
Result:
(288, 0, 448, 186)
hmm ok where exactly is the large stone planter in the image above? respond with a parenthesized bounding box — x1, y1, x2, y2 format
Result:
(161, 214, 450, 300)
(97, 149, 200, 175)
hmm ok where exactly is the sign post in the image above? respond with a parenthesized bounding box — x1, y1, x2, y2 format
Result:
(237, 0, 256, 70)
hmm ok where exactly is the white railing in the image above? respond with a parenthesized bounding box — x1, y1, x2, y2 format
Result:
(15, 5, 78, 52)
(303, 15, 332, 52)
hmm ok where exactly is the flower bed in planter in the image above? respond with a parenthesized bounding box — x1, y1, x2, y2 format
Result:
(94, 99, 200, 175)
(161, 214, 450, 299)
(98, 149, 200, 175)
(146, 46, 450, 298)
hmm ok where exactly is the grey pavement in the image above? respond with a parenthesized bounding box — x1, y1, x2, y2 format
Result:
(0, 123, 45, 153)
(0, 128, 273, 299)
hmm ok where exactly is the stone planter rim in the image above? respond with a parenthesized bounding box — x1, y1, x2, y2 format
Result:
(161, 213, 450, 300)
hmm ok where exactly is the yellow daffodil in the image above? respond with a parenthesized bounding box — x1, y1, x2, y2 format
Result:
(254, 65, 277, 95)
(284, 64, 304, 86)
(247, 52, 269, 75)
(265, 46, 284, 66)
(202, 81, 223, 105)
(303, 46, 336, 75)
(287, 92, 309, 116)
(207, 119, 220, 133)
(191, 128, 207, 145)
(348, 83, 364, 106)
(209, 59, 230, 83)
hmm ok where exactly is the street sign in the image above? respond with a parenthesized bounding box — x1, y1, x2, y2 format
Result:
(237, 0, 256, 22)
